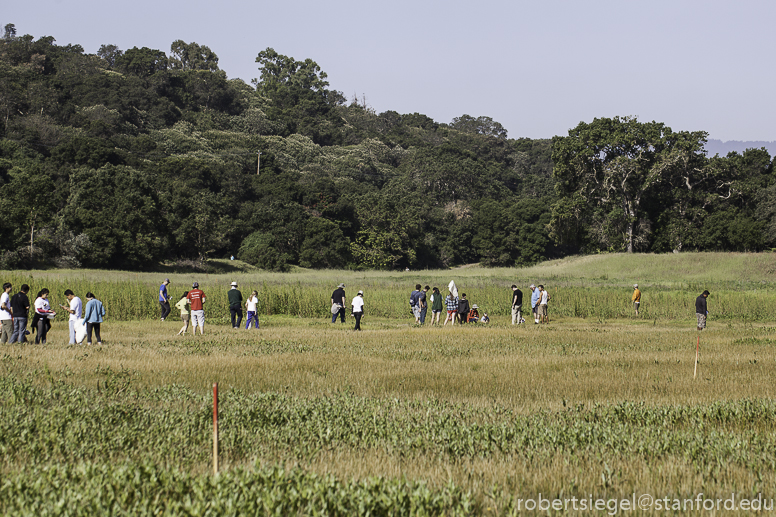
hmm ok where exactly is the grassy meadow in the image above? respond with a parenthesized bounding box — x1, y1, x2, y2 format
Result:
(2, 252, 776, 515)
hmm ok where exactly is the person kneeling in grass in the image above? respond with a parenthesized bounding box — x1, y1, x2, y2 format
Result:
(83, 292, 106, 346)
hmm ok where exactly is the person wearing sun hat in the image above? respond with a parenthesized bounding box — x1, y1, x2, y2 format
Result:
(632, 284, 641, 316)
(468, 303, 480, 324)
(187, 282, 206, 335)
(331, 283, 346, 323)
(228, 281, 243, 329)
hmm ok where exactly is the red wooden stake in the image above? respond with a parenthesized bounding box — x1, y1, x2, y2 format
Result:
(213, 382, 219, 475)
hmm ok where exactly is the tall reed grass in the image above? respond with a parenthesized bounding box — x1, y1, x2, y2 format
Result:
(2, 271, 774, 322)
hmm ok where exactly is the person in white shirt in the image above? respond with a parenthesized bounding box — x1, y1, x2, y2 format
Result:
(0, 283, 13, 343)
(351, 290, 365, 331)
(33, 288, 56, 344)
(538, 285, 550, 324)
(60, 289, 83, 345)
(244, 290, 259, 329)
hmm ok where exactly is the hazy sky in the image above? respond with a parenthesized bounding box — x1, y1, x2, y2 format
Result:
(5, 0, 775, 141)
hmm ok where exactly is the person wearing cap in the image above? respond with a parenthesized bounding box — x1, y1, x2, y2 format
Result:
(696, 290, 710, 331)
(351, 290, 364, 331)
(331, 283, 346, 323)
(530, 285, 540, 324)
(159, 279, 171, 322)
(227, 281, 243, 329)
(511, 285, 523, 325)
(632, 284, 641, 316)
(187, 282, 206, 335)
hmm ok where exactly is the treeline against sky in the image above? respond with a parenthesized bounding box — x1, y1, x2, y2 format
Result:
(1, 25, 774, 271)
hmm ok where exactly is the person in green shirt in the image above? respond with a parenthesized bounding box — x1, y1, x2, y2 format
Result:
(228, 281, 243, 329)
(430, 287, 443, 325)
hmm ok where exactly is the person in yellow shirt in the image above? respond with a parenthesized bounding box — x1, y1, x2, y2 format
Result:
(632, 284, 641, 316)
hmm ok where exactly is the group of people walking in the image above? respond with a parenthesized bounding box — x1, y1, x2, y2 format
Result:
(331, 283, 365, 331)
(0, 283, 105, 345)
(2, 278, 713, 345)
(162, 279, 261, 335)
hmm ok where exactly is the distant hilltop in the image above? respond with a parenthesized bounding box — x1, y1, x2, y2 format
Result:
(705, 139, 776, 157)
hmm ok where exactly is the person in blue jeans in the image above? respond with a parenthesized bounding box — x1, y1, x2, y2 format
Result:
(159, 279, 171, 321)
(83, 292, 106, 345)
(245, 290, 259, 329)
(331, 283, 346, 323)
(9, 284, 31, 343)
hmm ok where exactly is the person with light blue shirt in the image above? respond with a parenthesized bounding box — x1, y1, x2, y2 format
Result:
(530, 284, 541, 324)
(83, 292, 106, 346)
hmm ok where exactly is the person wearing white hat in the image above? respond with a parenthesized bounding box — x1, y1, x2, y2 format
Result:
(351, 290, 364, 331)
(228, 281, 243, 329)
(632, 284, 641, 316)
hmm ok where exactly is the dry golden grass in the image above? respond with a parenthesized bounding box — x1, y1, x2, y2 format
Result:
(9, 315, 776, 411)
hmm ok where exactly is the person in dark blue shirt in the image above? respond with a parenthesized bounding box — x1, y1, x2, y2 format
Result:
(159, 279, 171, 321)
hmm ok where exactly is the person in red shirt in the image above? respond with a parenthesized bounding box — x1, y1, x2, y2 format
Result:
(186, 282, 206, 335)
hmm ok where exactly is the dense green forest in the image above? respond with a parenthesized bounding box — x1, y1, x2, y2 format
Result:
(1, 25, 774, 271)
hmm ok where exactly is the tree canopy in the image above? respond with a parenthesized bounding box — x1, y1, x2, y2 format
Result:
(0, 27, 773, 271)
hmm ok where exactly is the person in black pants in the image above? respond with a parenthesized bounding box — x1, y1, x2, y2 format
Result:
(32, 289, 55, 344)
(227, 281, 243, 329)
(159, 279, 171, 321)
(457, 293, 470, 325)
(351, 290, 364, 331)
(84, 292, 106, 345)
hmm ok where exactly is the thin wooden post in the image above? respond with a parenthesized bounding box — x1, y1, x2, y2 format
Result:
(213, 382, 219, 474)
(256, 151, 262, 175)
(693, 335, 699, 380)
